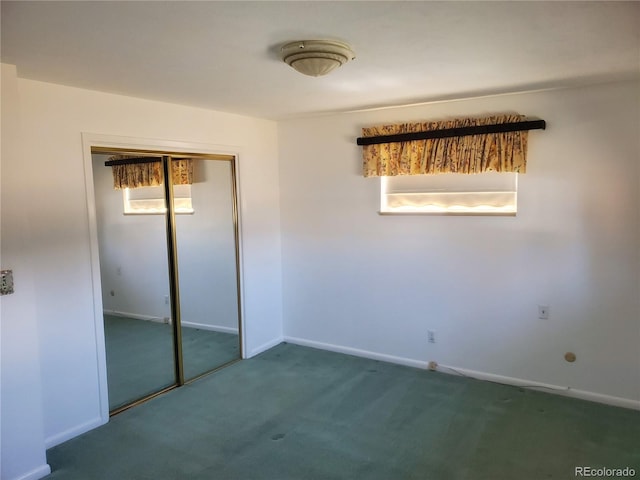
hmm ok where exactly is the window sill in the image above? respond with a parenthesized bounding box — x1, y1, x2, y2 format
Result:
(378, 210, 516, 216)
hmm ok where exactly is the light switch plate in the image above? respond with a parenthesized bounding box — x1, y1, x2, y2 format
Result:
(1, 269, 14, 295)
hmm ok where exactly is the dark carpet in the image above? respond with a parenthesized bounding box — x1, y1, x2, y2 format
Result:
(105, 315, 240, 410)
(47, 343, 640, 479)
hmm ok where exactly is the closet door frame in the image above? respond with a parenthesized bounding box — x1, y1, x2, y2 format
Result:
(82, 133, 245, 424)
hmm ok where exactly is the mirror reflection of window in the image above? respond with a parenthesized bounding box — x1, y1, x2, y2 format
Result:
(123, 185, 194, 215)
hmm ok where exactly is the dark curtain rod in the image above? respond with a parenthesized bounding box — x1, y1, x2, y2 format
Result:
(104, 156, 161, 167)
(356, 119, 546, 146)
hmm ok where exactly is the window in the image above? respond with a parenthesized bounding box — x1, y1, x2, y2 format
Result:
(380, 172, 517, 215)
(123, 184, 194, 215)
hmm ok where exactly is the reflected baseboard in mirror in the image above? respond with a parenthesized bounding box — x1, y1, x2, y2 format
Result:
(104, 314, 240, 410)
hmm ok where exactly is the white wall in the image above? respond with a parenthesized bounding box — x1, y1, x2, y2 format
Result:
(278, 80, 640, 407)
(1, 64, 52, 480)
(1, 64, 282, 480)
(95, 155, 239, 332)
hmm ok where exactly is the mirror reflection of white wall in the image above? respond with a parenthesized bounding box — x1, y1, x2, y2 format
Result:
(94, 154, 171, 321)
(175, 159, 239, 335)
(94, 155, 238, 333)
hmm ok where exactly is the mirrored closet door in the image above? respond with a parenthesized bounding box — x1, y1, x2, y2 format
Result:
(173, 158, 241, 381)
(92, 150, 242, 414)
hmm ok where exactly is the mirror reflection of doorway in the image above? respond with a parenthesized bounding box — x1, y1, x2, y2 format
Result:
(91, 150, 242, 414)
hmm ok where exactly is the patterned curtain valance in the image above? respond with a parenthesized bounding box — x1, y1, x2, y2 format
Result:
(362, 114, 529, 177)
(109, 156, 194, 189)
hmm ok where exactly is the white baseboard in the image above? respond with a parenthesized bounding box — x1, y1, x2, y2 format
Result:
(283, 336, 640, 411)
(104, 312, 238, 334)
(9, 464, 51, 480)
(435, 364, 640, 411)
(181, 321, 238, 335)
(248, 336, 284, 358)
(45, 416, 106, 449)
(103, 309, 167, 323)
(284, 336, 429, 369)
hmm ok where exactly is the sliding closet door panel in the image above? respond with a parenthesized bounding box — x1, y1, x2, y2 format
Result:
(93, 154, 177, 412)
(173, 159, 241, 380)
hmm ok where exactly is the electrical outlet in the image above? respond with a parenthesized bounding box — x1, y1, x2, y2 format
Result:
(165, 295, 169, 305)
(538, 305, 550, 320)
(427, 330, 436, 344)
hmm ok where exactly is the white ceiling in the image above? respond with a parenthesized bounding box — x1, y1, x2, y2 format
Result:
(2, 1, 639, 120)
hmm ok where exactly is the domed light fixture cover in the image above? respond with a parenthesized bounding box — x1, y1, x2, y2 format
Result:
(281, 40, 355, 77)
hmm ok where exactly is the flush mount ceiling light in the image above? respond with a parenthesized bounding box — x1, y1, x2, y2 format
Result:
(281, 40, 355, 77)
